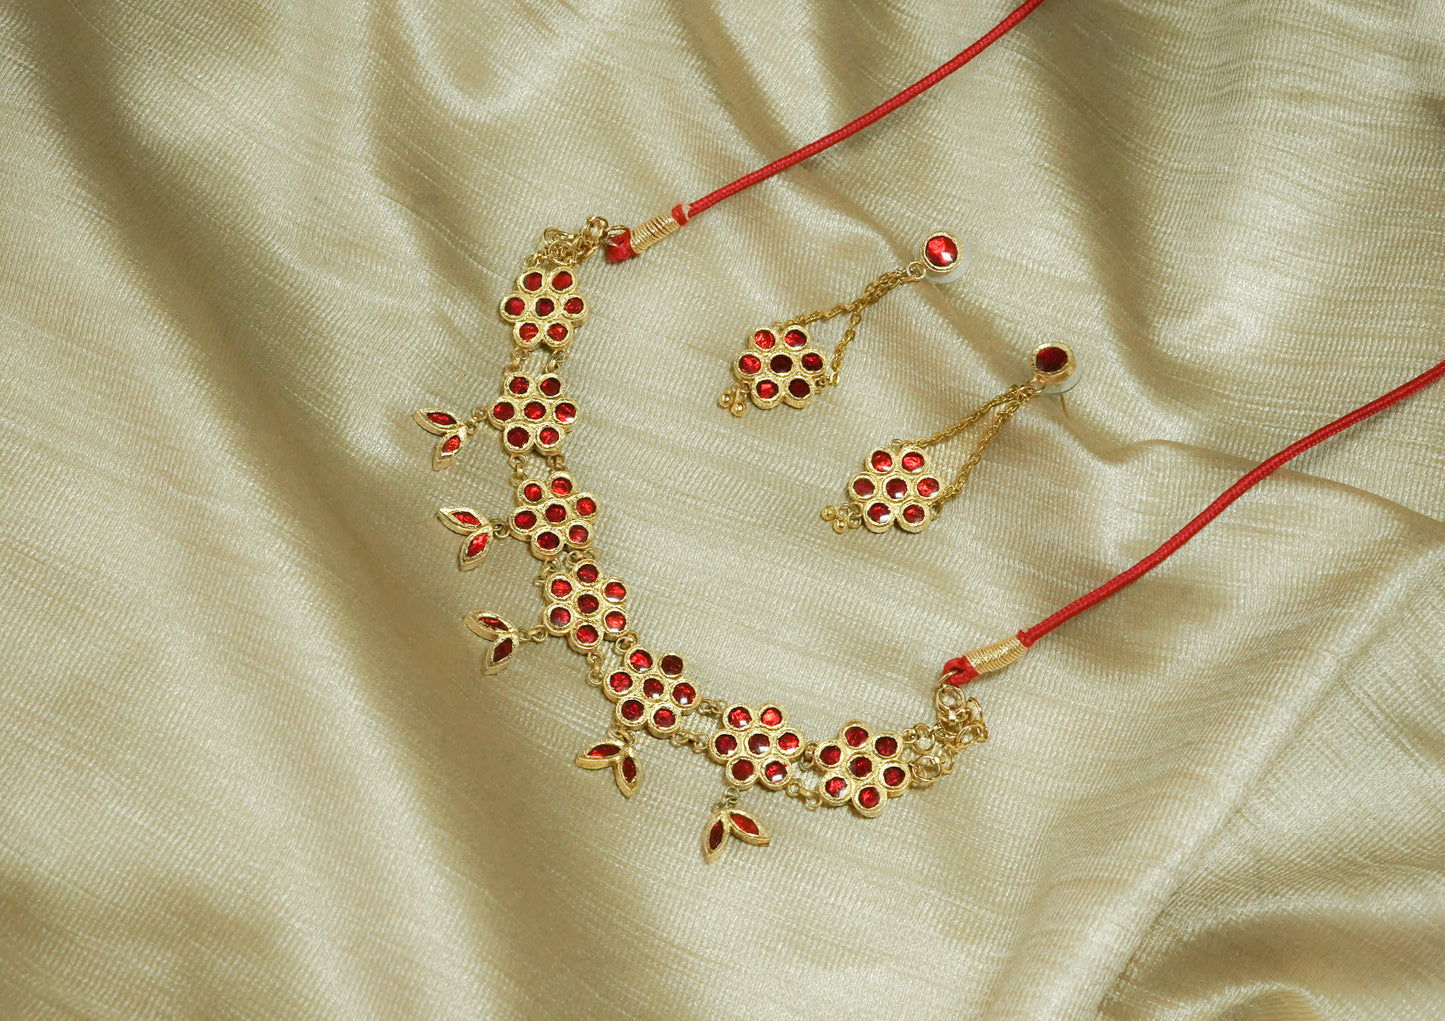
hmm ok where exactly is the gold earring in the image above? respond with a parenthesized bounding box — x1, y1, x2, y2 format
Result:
(719, 232, 967, 416)
(822, 343, 1077, 533)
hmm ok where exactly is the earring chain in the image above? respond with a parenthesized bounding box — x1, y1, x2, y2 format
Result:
(913, 382, 1042, 502)
(775, 261, 928, 386)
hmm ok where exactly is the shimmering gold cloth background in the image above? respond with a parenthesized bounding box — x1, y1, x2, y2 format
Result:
(2, 0, 1443, 1017)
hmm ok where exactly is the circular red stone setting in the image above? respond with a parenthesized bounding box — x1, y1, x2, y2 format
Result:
(857, 786, 882, 810)
(620, 699, 644, 722)
(538, 427, 560, 446)
(603, 610, 626, 632)
(628, 649, 652, 670)
(738, 354, 762, 375)
(874, 736, 899, 757)
(549, 578, 573, 599)
(870, 450, 893, 472)
(917, 477, 940, 498)
(518, 322, 540, 342)
(852, 476, 875, 498)
(534, 297, 555, 317)
(491, 401, 515, 421)
(552, 478, 573, 496)
(923, 233, 958, 270)
(653, 708, 676, 729)
(901, 451, 925, 472)
(755, 380, 779, 400)
(800, 351, 824, 372)
(603, 581, 626, 603)
(714, 733, 737, 756)
(642, 678, 664, 699)
(569, 525, 591, 545)
(849, 755, 873, 779)
(577, 593, 600, 614)
(547, 323, 568, 343)
(576, 497, 597, 516)
(505, 427, 529, 449)
(549, 606, 571, 628)
(883, 765, 907, 787)
(522, 272, 543, 292)
(551, 271, 573, 290)
(752, 329, 776, 350)
(576, 565, 599, 585)
(764, 761, 788, 783)
(574, 624, 598, 644)
(818, 745, 842, 767)
(727, 706, 752, 729)
(885, 477, 907, 500)
(503, 297, 526, 316)
(788, 378, 810, 399)
(747, 733, 771, 756)
(539, 376, 562, 397)
(845, 726, 869, 747)
(544, 503, 567, 523)
(563, 296, 585, 315)
(513, 510, 537, 530)
(608, 672, 631, 693)
(1035, 345, 1070, 375)
(759, 707, 783, 728)
(777, 732, 800, 752)
(523, 483, 543, 502)
(536, 531, 560, 551)
(824, 777, 848, 798)
(554, 402, 577, 423)
(867, 503, 891, 524)
(523, 401, 545, 420)
(660, 654, 683, 676)
(902, 504, 926, 525)
(672, 682, 696, 706)
(509, 376, 530, 395)
(784, 329, 807, 349)
(769, 353, 792, 374)
(730, 760, 754, 782)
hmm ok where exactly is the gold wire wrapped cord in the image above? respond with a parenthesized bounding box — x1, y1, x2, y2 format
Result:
(628, 211, 683, 253)
(941, 636, 1028, 685)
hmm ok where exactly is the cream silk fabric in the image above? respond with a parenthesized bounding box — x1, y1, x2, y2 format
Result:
(2, 0, 1443, 1018)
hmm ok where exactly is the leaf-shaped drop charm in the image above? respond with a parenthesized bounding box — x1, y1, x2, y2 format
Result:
(438, 508, 494, 571)
(702, 808, 771, 863)
(463, 611, 518, 675)
(574, 740, 640, 798)
(414, 409, 467, 470)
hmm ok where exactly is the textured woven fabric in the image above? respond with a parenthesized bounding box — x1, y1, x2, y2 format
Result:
(1, 1, 1443, 1018)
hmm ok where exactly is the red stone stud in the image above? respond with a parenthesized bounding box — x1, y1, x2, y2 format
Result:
(920, 231, 968, 277)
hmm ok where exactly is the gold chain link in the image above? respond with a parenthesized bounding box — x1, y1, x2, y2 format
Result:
(527, 216, 622, 269)
(776, 262, 927, 387)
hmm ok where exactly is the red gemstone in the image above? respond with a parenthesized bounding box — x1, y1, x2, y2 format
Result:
(503, 297, 526, 316)
(764, 761, 787, 783)
(478, 615, 507, 631)
(901, 451, 925, 472)
(800, 351, 824, 372)
(760, 707, 783, 728)
(549, 606, 571, 628)
(544, 503, 567, 523)
(870, 450, 893, 472)
(441, 435, 461, 453)
(629, 649, 652, 671)
(738, 354, 762, 375)
(747, 733, 771, 756)
(857, 787, 881, 810)
(589, 743, 620, 758)
(509, 376, 530, 395)
(518, 322, 539, 342)
(577, 563, 599, 583)
(883, 765, 906, 787)
(755, 380, 778, 400)
(621, 757, 637, 783)
(824, 777, 848, 797)
(505, 427, 529, 449)
(452, 511, 482, 527)
(426, 411, 457, 425)
(491, 401, 514, 421)
(552, 477, 573, 496)
(466, 533, 488, 557)
(852, 477, 875, 498)
(845, 726, 868, 747)
(818, 745, 842, 767)
(654, 708, 676, 728)
(752, 329, 776, 350)
(513, 510, 537, 530)
(604, 610, 626, 632)
(538, 427, 560, 446)
(867, 503, 891, 524)
(642, 678, 664, 699)
(783, 329, 807, 349)
(917, 477, 939, 498)
(524, 401, 546, 420)
(731, 760, 754, 782)
(1035, 345, 1069, 375)
(522, 272, 543, 292)
(538, 376, 562, 397)
(885, 477, 907, 500)
(603, 580, 626, 602)
(563, 296, 585, 315)
(547, 323, 568, 343)
(730, 812, 759, 835)
(570, 525, 591, 546)
(551, 271, 573, 290)
(777, 732, 800, 753)
(727, 706, 752, 729)
(924, 233, 958, 269)
(577, 593, 600, 614)
(522, 483, 543, 502)
(575, 624, 598, 644)
(902, 504, 926, 525)
(555, 402, 577, 424)
(534, 297, 555, 317)
(709, 820, 725, 851)
(672, 682, 696, 706)
(769, 353, 792, 374)
(620, 699, 643, 721)
(576, 497, 597, 516)
(660, 654, 683, 675)
(849, 756, 872, 778)
(491, 638, 513, 662)
(714, 733, 737, 756)
(549, 579, 573, 600)
(874, 736, 899, 757)
(788, 378, 810, 399)
(536, 531, 560, 551)
(608, 672, 631, 693)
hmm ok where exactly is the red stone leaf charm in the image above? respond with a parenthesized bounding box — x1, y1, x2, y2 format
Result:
(702, 807, 771, 863)
(463, 611, 518, 675)
(413, 409, 469, 471)
(438, 508, 494, 571)
(574, 740, 640, 798)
